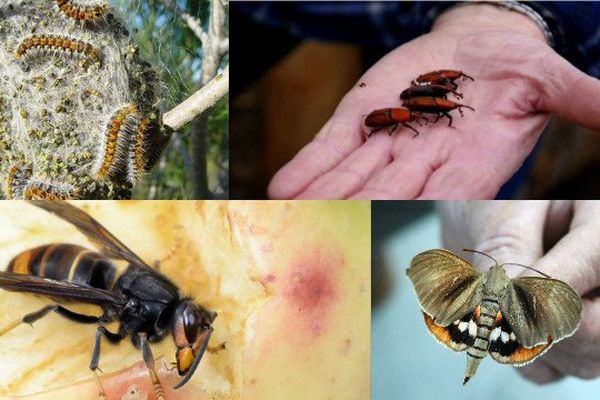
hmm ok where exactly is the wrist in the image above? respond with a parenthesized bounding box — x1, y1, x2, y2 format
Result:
(431, 3, 548, 43)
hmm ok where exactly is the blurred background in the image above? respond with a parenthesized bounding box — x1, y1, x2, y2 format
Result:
(118, 0, 229, 199)
(372, 201, 600, 399)
(230, 2, 600, 199)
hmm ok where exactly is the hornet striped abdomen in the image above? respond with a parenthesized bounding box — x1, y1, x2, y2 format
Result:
(8, 244, 116, 290)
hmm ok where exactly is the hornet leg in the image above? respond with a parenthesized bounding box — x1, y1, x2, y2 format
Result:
(140, 332, 167, 400)
(90, 326, 125, 400)
(0, 304, 100, 336)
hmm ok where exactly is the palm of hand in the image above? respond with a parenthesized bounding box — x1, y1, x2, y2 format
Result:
(269, 30, 562, 199)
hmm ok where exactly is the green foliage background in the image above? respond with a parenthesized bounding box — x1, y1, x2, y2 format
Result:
(117, 0, 229, 199)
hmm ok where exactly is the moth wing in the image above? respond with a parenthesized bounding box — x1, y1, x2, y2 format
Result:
(488, 311, 553, 366)
(423, 308, 479, 352)
(407, 249, 484, 326)
(501, 277, 582, 348)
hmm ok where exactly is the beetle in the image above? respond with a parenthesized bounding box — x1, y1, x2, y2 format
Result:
(364, 107, 428, 137)
(400, 83, 463, 100)
(401, 97, 475, 127)
(412, 70, 474, 89)
(0, 201, 218, 400)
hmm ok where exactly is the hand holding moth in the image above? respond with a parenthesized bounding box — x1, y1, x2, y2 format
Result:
(268, 4, 600, 200)
(438, 200, 600, 383)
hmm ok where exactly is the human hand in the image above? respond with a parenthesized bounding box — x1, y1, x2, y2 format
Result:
(268, 4, 600, 199)
(438, 200, 600, 382)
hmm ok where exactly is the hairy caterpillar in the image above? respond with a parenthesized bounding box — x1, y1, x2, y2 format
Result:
(16, 35, 102, 65)
(128, 115, 169, 183)
(53, 0, 108, 21)
(23, 180, 80, 200)
(5, 164, 32, 200)
(93, 104, 139, 181)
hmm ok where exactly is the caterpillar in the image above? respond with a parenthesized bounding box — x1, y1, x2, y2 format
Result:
(5, 164, 32, 200)
(93, 104, 139, 181)
(53, 0, 109, 21)
(130, 116, 150, 181)
(16, 35, 102, 65)
(129, 115, 169, 183)
(23, 180, 80, 200)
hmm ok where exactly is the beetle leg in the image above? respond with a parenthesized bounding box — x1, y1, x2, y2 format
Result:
(387, 124, 398, 136)
(460, 104, 475, 112)
(367, 126, 384, 138)
(140, 332, 167, 400)
(402, 123, 420, 137)
(443, 113, 453, 127)
(452, 89, 463, 99)
(0, 304, 101, 336)
(415, 113, 430, 125)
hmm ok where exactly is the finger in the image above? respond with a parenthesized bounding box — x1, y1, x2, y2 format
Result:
(416, 159, 501, 199)
(295, 133, 392, 199)
(526, 299, 600, 379)
(268, 117, 363, 199)
(533, 204, 600, 295)
(439, 201, 549, 275)
(536, 55, 600, 130)
(543, 200, 574, 249)
(518, 359, 564, 384)
(347, 155, 433, 199)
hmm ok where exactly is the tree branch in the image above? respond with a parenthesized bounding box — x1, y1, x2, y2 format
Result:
(163, 66, 229, 131)
(160, 0, 206, 43)
(219, 38, 229, 55)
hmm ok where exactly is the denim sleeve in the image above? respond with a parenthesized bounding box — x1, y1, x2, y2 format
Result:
(232, 1, 600, 78)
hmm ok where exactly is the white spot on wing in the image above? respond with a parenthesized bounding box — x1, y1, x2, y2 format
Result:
(490, 327, 501, 341)
(458, 321, 468, 332)
(510, 332, 517, 342)
(501, 331, 509, 343)
(468, 320, 477, 337)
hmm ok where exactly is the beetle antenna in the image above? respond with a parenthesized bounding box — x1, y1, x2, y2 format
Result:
(502, 263, 551, 278)
(462, 248, 499, 267)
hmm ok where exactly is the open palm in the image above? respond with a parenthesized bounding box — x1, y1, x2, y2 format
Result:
(268, 28, 600, 199)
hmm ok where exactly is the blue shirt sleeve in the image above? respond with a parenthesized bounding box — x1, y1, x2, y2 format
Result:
(233, 1, 600, 78)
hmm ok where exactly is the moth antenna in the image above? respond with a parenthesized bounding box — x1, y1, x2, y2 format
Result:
(462, 248, 499, 267)
(502, 263, 551, 278)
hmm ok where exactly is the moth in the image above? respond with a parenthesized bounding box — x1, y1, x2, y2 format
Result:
(406, 249, 582, 384)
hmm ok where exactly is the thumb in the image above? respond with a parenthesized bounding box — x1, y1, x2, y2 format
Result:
(536, 55, 600, 130)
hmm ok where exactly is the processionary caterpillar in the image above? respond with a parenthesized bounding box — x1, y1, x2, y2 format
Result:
(23, 180, 80, 200)
(54, 0, 108, 21)
(16, 35, 102, 65)
(94, 104, 139, 181)
(5, 164, 32, 200)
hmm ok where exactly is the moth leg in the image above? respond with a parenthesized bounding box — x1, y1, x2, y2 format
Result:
(90, 326, 126, 400)
(0, 304, 100, 336)
(140, 332, 167, 400)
